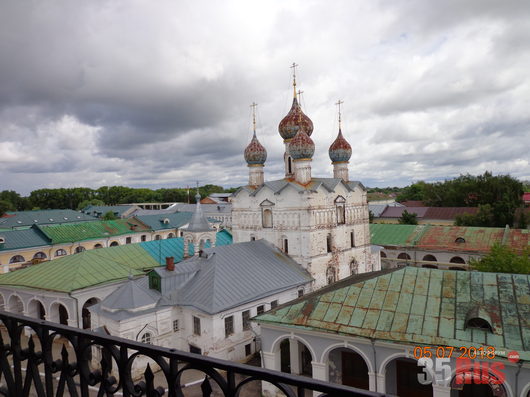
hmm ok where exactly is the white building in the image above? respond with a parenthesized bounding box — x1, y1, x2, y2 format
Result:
(232, 73, 378, 288)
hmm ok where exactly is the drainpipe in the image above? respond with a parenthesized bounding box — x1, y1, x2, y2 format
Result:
(371, 338, 377, 392)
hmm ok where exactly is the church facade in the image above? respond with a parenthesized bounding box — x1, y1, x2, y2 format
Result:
(232, 71, 378, 288)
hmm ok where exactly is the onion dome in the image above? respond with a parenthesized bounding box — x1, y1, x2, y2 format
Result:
(244, 132, 267, 165)
(278, 97, 314, 140)
(328, 128, 352, 163)
(289, 129, 315, 160)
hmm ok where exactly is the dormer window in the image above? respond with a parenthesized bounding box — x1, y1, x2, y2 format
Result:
(465, 307, 493, 332)
(335, 196, 346, 224)
(162, 218, 170, 225)
(455, 237, 466, 244)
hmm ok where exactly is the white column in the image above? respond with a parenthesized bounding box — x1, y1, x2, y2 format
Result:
(368, 371, 377, 392)
(289, 339, 301, 375)
(261, 351, 282, 397)
(376, 372, 385, 393)
(311, 361, 327, 397)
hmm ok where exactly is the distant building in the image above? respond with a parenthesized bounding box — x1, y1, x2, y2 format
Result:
(0, 209, 96, 230)
(374, 206, 479, 226)
(371, 223, 529, 270)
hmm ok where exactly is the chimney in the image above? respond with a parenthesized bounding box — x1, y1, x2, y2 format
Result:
(165, 256, 175, 271)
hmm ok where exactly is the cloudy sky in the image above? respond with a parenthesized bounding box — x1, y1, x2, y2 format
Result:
(1, 0, 529, 195)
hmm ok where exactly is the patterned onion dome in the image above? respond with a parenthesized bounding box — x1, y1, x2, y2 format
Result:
(278, 97, 314, 140)
(289, 129, 315, 160)
(244, 133, 267, 165)
(328, 128, 352, 163)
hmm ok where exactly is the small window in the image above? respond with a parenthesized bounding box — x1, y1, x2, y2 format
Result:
(189, 345, 201, 354)
(9, 255, 25, 264)
(125, 237, 132, 244)
(109, 241, 119, 247)
(271, 300, 278, 309)
(242, 310, 251, 330)
(33, 252, 47, 260)
(155, 235, 161, 241)
(141, 333, 152, 344)
(326, 234, 332, 253)
(450, 256, 466, 264)
(335, 196, 346, 224)
(94, 243, 103, 249)
(245, 343, 252, 356)
(455, 237, 466, 244)
(262, 208, 273, 228)
(74, 246, 85, 254)
(141, 235, 147, 242)
(250, 236, 256, 241)
(193, 316, 201, 335)
(283, 238, 289, 254)
(225, 316, 234, 338)
(173, 320, 179, 332)
(257, 305, 265, 315)
(298, 289, 304, 298)
(55, 249, 67, 257)
(350, 231, 355, 247)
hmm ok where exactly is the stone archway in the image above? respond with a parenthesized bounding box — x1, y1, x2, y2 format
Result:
(327, 347, 369, 390)
(384, 357, 432, 397)
(273, 336, 314, 377)
(82, 297, 100, 329)
(7, 295, 24, 313)
(27, 299, 46, 320)
(49, 302, 69, 325)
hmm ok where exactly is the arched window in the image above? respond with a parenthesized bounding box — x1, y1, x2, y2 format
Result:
(450, 256, 465, 264)
(55, 249, 67, 257)
(141, 333, 152, 344)
(9, 255, 25, 264)
(167, 233, 175, 239)
(74, 246, 85, 254)
(327, 267, 336, 285)
(455, 237, 466, 244)
(109, 241, 119, 247)
(33, 252, 47, 260)
(335, 196, 346, 224)
(380, 251, 387, 258)
(465, 307, 493, 332)
(155, 235, 161, 241)
(262, 208, 273, 228)
(422, 254, 437, 262)
(94, 243, 103, 249)
(350, 259, 358, 275)
(397, 253, 411, 260)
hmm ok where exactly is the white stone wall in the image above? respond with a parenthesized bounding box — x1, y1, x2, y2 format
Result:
(232, 181, 374, 288)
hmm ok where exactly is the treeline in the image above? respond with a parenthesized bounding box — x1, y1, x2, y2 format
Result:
(0, 184, 236, 215)
(396, 172, 526, 227)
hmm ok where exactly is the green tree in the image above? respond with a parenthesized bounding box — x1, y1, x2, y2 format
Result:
(77, 199, 105, 210)
(396, 181, 427, 202)
(455, 204, 494, 227)
(101, 211, 118, 220)
(0, 200, 16, 216)
(398, 210, 418, 225)
(471, 244, 530, 274)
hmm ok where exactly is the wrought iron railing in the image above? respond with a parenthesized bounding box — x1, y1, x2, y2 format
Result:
(0, 311, 386, 396)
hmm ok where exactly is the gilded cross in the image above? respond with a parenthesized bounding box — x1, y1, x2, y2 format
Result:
(335, 100, 344, 128)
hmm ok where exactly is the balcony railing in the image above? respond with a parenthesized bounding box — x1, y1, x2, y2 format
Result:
(0, 311, 386, 397)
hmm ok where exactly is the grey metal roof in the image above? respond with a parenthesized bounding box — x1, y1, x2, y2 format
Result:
(0, 210, 97, 230)
(100, 277, 160, 311)
(81, 205, 137, 218)
(183, 195, 213, 232)
(368, 204, 388, 218)
(136, 212, 193, 231)
(160, 239, 312, 314)
(239, 178, 364, 197)
(0, 228, 50, 251)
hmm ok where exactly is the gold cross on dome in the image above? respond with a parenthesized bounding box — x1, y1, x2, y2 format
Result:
(290, 62, 299, 96)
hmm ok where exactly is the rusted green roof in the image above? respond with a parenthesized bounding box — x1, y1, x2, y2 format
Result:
(37, 218, 151, 244)
(255, 267, 530, 361)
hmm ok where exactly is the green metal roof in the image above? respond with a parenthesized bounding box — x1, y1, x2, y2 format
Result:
(0, 209, 96, 230)
(0, 244, 159, 292)
(0, 228, 50, 251)
(0, 230, 233, 292)
(37, 218, 150, 244)
(369, 224, 428, 246)
(81, 205, 136, 218)
(256, 267, 530, 361)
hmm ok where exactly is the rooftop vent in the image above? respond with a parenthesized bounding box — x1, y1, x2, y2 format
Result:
(465, 306, 493, 332)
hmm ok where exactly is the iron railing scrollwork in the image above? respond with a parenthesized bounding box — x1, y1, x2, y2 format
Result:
(0, 311, 385, 397)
